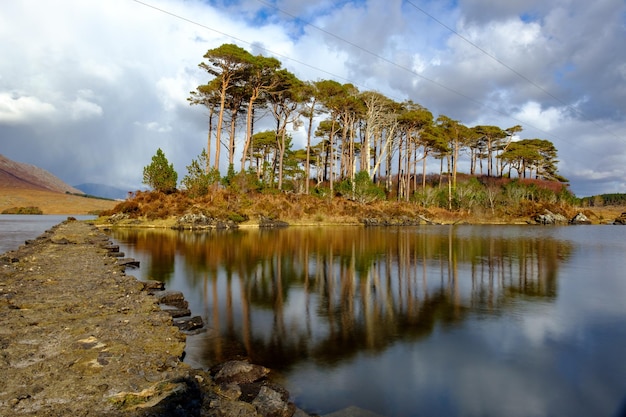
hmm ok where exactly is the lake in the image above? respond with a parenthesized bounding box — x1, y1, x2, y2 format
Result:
(0, 214, 95, 254)
(2, 219, 625, 416)
(105, 225, 626, 417)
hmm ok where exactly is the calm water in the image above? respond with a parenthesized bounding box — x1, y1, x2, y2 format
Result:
(0, 214, 94, 253)
(103, 225, 626, 417)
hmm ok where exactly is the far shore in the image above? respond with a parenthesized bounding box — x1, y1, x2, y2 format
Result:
(2, 186, 624, 227)
(94, 204, 625, 229)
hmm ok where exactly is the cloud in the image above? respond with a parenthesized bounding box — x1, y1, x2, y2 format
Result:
(135, 121, 173, 133)
(69, 91, 104, 121)
(0, 92, 56, 124)
(0, 0, 624, 195)
(511, 101, 565, 131)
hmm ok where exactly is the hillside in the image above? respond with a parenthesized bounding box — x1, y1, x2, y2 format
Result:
(0, 154, 83, 194)
(0, 154, 116, 215)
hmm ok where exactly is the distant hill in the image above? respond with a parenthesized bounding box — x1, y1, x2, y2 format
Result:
(0, 154, 83, 194)
(74, 183, 129, 200)
(580, 193, 626, 206)
(0, 154, 117, 215)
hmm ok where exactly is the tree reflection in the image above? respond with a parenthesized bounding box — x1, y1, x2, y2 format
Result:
(110, 226, 571, 371)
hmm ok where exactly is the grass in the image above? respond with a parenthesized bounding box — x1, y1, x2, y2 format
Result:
(97, 187, 626, 227)
(0, 187, 117, 215)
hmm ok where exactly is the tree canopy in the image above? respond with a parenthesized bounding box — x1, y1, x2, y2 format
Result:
(187, 43, 567, 198)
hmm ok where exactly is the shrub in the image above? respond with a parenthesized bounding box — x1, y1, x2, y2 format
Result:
(336, 171, 385, 204)
(143, 148, 178, 193)
(1, 206, 43, 215)
(117, 200, 140, 214)
(182, 149, 219, 198)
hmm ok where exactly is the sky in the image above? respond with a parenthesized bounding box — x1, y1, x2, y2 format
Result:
(1, 0, 625, 197)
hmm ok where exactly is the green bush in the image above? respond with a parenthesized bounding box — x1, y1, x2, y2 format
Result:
(1, 206, 43, 215)
(182, 149, 219, 198)
(337, 171, 385, 204)
(143, 148, 178, 194)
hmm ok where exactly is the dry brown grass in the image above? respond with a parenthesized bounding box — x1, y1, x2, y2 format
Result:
(100, 188, 626, 226)
(0, 187, 117, 215)
(579, 205, 626, 224)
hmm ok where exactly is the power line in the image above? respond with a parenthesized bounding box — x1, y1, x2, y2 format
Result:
(251, 0, 561, 137)
(132, 0, 590, 145)
(404, 0, 625, 143)
(131, 0, 357, 85)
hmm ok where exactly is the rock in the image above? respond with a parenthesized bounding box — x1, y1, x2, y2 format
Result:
(174, 212, 239, 230)
(570, 212, 591, 225)
(252, 385, 296, 417)
(108, 212, 130, 223)
(361, 215, 431, 226)
(207, 399, 260, 417)
(154, 290, 189, 309)
(102, 244, 120, 252)
(219, 382, 243, 400)
(614, 212, 626, 225)
(118, 258, 140, 268)
(173, 315, 204, 331)
(534, 210, 567, 225)
(141, 279, 165, 291)
(161, 305, 191, 318)
(258, 216, 289, 228)
(52, 237, 72, 244)
(212, 360, 270, 385)
(177, 212, 212, 226)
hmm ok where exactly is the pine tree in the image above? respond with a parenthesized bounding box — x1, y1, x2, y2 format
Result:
(142, 148, 177, 193)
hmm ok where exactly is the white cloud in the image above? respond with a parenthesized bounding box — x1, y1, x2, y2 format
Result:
(0, 0, 624, 195)
(512, 101, 565, 131)
(0, 92, 56, 124)
(69, 92, 103, 121)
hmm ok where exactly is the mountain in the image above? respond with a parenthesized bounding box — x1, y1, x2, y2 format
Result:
(0, 154, 83, 194)
(74, 183, 129, 200)
(0, 154, 118, 215)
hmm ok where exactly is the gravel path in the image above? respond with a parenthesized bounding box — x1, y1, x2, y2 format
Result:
(0, 219, 191, 416)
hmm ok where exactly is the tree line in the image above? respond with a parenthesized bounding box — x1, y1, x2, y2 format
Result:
(148, 43, 568, 206)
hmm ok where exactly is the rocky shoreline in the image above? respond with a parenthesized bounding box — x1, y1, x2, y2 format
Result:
(0, 219, 307, 417)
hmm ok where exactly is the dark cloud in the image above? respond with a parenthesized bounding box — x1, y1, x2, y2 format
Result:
(1, 0, 625, 196)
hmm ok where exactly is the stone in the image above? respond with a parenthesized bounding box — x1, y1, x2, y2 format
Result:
(141, 279, 165, 291)
(173, 315, 204, 331)
(252, 386, 296, 417)
(154, 290, 189, 309)
(207, 399, 260, 417)
(258, 216, 289, 228)
(212, 360, 270, 385)
(219, 382, 243, 400)
(534, 210, 567, 225)
(108, 212, 130, 223)
(161, 305, 192, 318)
(569, 212, 591, 224)
(102, 244, 120, 252)
(174, 212, 239, 230)
(118, 258, 140, 268)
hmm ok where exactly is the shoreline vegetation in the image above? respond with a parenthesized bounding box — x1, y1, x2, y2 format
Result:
(97, 182, 626, 229)
(120, 42, 626, 231)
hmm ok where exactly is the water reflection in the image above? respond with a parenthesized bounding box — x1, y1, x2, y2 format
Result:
(110, 226, 626, 417)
